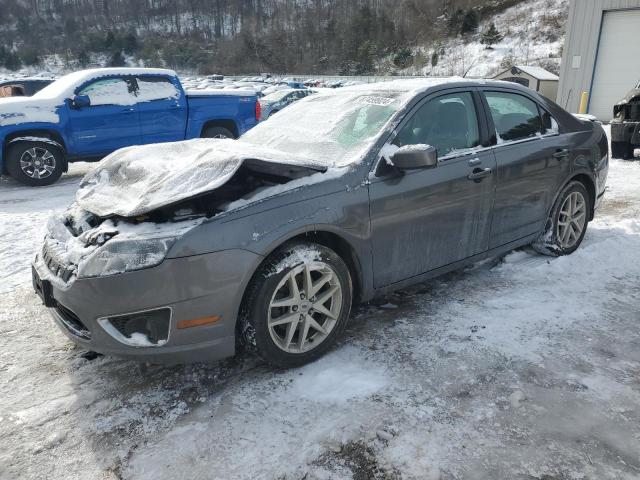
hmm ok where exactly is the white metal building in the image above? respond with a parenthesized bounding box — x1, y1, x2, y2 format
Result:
(557, 0, 640, 120)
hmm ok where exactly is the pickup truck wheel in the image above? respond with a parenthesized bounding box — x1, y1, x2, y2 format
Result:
(202, 126, 235, 139)
(240, 242, 353, 368)
(6, 141, 64, 187)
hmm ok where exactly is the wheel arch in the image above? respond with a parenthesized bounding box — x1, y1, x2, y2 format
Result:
(570, 173, 596, 221)
(200, 119, 239, 138)
(3, 129, 68, 173)
(235, 228, 364, 338)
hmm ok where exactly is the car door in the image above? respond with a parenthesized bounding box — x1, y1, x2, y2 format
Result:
(368, 89, 497, 288)
(135, 75, 187, 144)
(67, 76, 141, 156)
(480, 89, 572, 248)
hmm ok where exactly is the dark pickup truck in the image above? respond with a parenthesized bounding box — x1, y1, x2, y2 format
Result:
(611, 81, 640, 159)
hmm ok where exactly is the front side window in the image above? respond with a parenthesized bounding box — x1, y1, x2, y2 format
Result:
(136, 76, 180, 102)
(485, 91, 543, 142)
(78, 78, 135, 106)
(394, 92, 481, 158)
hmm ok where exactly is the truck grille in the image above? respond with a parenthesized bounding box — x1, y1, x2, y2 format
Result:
(41, 241, 75, 282)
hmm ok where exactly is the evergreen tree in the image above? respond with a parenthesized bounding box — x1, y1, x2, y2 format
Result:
(109, 50, 126, 67)
(393, 47, 413, 69)
(448, 8, 464, 35)
(4, 51, 22, 70)
(78, 50, 90, 67)
(123, 32, 138, 55)
(481, 23, 503, 48)
(104, 30, 115, 49)
(461, 10, 479, 35)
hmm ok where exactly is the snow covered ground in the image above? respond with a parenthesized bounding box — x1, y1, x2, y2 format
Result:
(1, 130, 640, 479)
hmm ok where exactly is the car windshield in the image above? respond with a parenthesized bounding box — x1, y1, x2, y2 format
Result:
(241, 90, 405, 166)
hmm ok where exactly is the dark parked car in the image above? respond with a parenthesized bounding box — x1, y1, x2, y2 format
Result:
(259, 88, 313, 119)
(611, 80, 640, 159)
(0, 78, 54, 97)
(33, 79, 608, 368)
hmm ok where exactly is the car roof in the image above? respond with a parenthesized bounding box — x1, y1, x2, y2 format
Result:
(332, 77, 535, 98)
(0, 78, 53, 85)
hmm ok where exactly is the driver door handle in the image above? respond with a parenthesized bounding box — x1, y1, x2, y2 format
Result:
(553, 149, 570, 159)
(467, 167, 492, 181)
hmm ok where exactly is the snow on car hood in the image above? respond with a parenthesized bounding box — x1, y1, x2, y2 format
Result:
(75, 139, 326, 218)
(0, 96, 59, 126)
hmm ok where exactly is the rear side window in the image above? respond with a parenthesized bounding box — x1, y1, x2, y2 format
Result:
(485, 91, 543, 142)
(136, 76, 180, 102)
(394, 91, 480, 158)
(541, 109, 559, 134)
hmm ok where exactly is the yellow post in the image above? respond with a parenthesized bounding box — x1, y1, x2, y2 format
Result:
(578, 91, 589, 114)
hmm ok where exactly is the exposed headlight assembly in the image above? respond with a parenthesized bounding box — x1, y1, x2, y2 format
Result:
(77, 237, 176, 279)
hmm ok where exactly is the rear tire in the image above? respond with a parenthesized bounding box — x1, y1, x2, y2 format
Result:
(532, 181, 591, 256)
(239, 242, 353, 368)
(201, 126, 235, 139)
(6, 141, 64, 186)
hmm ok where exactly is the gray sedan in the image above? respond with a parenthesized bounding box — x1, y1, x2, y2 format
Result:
(33, 79, 609, 368)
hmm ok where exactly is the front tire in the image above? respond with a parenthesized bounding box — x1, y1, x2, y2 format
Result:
(240, 242, 353, 368)
(532, 181, 591, 256)
(6, 141, 64, 186)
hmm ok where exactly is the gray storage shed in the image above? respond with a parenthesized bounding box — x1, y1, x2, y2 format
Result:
(493, 65, 559, 100)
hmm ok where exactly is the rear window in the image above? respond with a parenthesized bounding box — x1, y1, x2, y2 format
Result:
(485, 91, 543, 142)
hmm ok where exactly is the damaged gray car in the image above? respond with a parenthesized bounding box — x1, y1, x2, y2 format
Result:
(611, 80, 640, 159)
(33, 79, 609, 368)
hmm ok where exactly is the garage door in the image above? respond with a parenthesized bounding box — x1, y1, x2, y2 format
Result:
(589, 9, 640, 121)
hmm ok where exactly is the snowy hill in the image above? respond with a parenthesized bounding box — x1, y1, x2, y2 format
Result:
(392, 0, 568, 78)
(0, 0, 568, 79)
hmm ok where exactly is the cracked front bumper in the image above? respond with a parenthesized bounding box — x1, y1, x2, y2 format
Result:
(33, 249, 262, 364)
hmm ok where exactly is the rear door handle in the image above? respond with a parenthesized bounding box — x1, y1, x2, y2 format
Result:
(553, 149, 570, 159)
(467, 167, 492, 182)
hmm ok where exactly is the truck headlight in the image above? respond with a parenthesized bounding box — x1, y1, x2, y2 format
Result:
(77, 237, 175, 278)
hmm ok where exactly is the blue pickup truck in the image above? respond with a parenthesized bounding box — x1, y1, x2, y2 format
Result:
(0, 68, 260, 186)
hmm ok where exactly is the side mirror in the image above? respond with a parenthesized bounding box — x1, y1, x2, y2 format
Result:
(71, 94, 91, 109)
(391, 145, 438, 170)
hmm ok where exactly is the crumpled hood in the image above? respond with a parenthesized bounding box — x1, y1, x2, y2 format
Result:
(0, 96, 60, 125)
(76, 139, 326, 218)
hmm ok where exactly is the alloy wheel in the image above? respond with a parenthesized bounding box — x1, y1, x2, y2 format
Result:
(19, 147, 56, 179)
(267, 262, 343, 354)
(557, 191, 587, 249)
